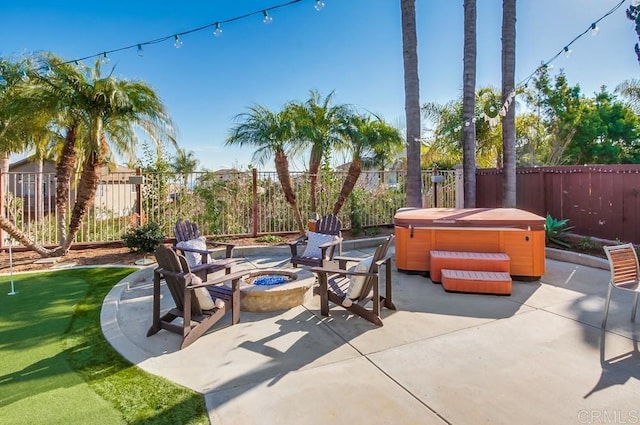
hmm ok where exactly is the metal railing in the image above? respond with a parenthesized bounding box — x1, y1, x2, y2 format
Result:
(0, 168, 457, 247)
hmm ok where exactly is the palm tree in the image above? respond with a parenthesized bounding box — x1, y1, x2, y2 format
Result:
(501, 0, 517, 208)
(462, 0, 477, 208)
(173, 147, 199, 189)
(8, 54, 176, 255)
(400, 0, 422, 208)
(616, 79, 640, 114)
(422, 87, 505, 169)
(226, 104, 306, 235)
(332, 114, 403, 215)
(288, 90, 350, 215)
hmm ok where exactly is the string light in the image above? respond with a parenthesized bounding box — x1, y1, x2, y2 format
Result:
(101, 52, 110, 64)
(563, 46, 572, 58)
(213, 22, 223, 37)
(590, 23, 600, 36)
(54, 0, 321, 66)
(173, 35, 183, 48)
(518, 0, 623, 88)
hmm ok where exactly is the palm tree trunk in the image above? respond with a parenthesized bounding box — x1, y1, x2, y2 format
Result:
(502, 0, 517, 208)
(274, 150, 305, 235)
(309, 151, 322, 214)
(55, 125, 77, 246)
(0, 215, 53, 256)
(58, 155, 100, 254)
(463, 0, 477, 208)
(332, 159, 362, 215)
(401, 0, 422, 208)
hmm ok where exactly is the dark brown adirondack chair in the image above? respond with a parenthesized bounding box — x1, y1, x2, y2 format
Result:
(147, 244, 243, 349)
(311, 235, 395, 326)
(288, 214, 343, 268)
(173, 219, 236, 281)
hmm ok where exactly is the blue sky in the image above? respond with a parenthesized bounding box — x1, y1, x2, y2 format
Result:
(2, 0, 637, 171)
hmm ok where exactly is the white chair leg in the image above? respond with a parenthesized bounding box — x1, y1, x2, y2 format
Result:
(602, 285, 613, 329)
(632, 292, 639, 322)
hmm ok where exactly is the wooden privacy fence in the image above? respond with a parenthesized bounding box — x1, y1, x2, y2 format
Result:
(476, 165, 640, 244)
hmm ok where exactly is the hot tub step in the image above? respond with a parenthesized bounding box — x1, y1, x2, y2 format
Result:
(441, 269, 512, 295)
(430, 251, 510, 283)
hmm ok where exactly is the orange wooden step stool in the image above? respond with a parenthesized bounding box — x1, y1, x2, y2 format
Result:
(430, 251, 510, 283)
(441, 269, 512, 295)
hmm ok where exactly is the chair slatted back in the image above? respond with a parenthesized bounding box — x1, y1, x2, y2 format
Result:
(355, 235, 394, 302)
(316, 215, 342, 236)
(175, 220, 201, 244)
(154, 244, 203, 315)
(604, 243, 640, 289)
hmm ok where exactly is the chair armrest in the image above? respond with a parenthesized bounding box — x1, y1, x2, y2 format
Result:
(288, 236, 308, 256)
(187, 269, 250, 289)
(311, 266, 375, 278)
(207, 241, 236, 258)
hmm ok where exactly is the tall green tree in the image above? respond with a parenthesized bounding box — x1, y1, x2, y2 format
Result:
(400, 0, 422, 208)
(462, 0, 477, 207)
(501, 0, 517, 207)
(332, 114, 403, 215)
(288, 90, 350, 215)
(525, 68, 585, 165)
(563, 88, 640, 164)
(226, 104, 306, 234)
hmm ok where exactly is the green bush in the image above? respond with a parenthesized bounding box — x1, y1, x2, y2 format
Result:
(122, 222, 165, 253)
(545, 214, 574, 248)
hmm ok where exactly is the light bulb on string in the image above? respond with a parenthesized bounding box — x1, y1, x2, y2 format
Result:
(262, 10, 273, 24)
(101, 52, 110, 64)
(213, 22, 222, 37)
(174, 35, 183, 48)
(137, 44, 144, 57)
(590, 23, 599, 36)
(314, 0, 325, 11)
(563, 46, 572, 58)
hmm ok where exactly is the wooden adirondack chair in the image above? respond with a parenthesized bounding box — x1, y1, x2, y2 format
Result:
(173, 219, 236, 281)
(147, 244, 244, 349)
(288, 214, 343, 268)
(311, 235, 395, 326)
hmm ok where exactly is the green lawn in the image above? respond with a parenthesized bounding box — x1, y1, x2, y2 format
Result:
(0, 267, 208, 425)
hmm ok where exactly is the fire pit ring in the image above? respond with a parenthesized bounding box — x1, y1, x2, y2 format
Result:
(227, 268, 315, 312)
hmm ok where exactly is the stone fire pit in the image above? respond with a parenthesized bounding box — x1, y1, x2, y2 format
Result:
(227, 268, 315, 312)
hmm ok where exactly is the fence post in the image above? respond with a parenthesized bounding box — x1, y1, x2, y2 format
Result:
(252, 168, 258, 237)
(0, 155, 6, 250)
(454, 164, 464, 208)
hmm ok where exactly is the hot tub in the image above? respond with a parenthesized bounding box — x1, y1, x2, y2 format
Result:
(394, 208, 546, 278)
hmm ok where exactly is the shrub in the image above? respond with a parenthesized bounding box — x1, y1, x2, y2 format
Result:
(122, 222, 165, 253)
(545, 214, 574, 248)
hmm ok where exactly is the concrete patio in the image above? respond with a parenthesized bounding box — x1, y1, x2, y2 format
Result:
(102, 240, 640, 425)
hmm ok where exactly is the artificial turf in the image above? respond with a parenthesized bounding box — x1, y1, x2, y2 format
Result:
(0, 267, 209, 425)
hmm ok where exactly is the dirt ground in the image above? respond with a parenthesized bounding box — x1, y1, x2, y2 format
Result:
(0, 227, 395, 274)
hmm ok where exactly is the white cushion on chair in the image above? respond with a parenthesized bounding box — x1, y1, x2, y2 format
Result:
(301, 231, 338, 259)
(342, 256, 374, 307)
(190, 273, 225, 310)
(176, 236, 208, 268)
